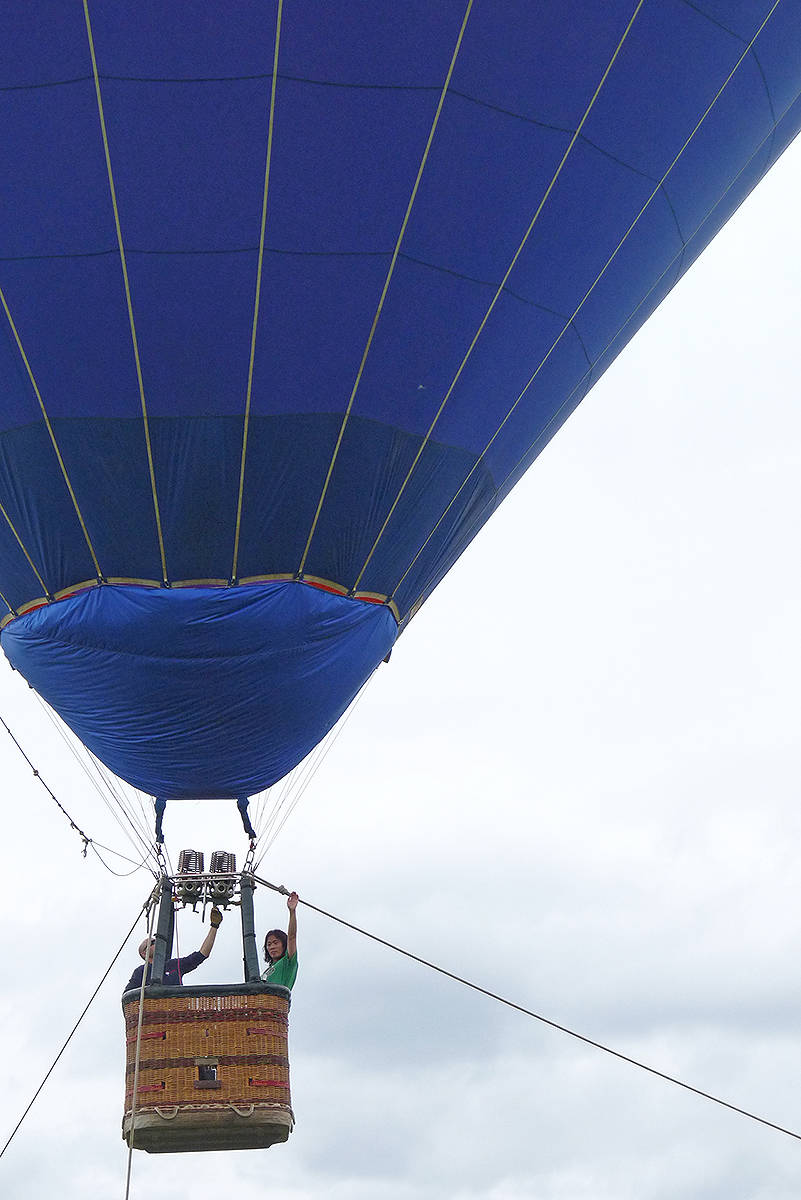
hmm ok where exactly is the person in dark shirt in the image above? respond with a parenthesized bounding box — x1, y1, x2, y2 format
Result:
(124, 907, 222, 993)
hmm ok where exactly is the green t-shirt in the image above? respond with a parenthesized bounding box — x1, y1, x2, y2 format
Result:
(261, 952, 298, 990)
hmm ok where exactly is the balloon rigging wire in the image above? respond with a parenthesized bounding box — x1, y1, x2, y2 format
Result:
(252, 876, 801, 1144)
(86, 735, 159, 850)
(257, 732, 333, 847)
(34, 696, 155, 841)
(251, 716, 341, 851)
(252, 672, 375, 867)
(255, 740, 328, 856)
(72, 739, 158, 866)
(0, 895, 151, 1161)
(260, 676, 373, 853)
(0, 709, 94, 855)
(91, 760, 159, 863)
(31, 694, 160, 871)
(250, 783, 274, 836)
(90, 840, 159, 878)
(32, 693, 145, 837)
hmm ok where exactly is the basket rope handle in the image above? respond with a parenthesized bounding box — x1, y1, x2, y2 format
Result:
(229, 1104, 255, 1118)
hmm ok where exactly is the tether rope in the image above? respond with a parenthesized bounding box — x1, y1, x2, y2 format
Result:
(124, 890, 159, 1198)
(0, 898, 148, 1160)
(296, 0, 475, 578)
(0, 712, 93, 855)
(250, 878, 801, 1143)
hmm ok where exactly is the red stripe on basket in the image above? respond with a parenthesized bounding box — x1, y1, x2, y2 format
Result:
(126, 1030, 166, 1043)
(137, 1083, 165, 1094)
(249, 1079, 290, 1088)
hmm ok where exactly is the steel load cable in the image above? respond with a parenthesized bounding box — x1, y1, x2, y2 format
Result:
(32, 694, 159, 868)
(124, 891, 159, 1200)
(0, 712, 93, 853)
(0, 898, 149, 1160)
(1, 707, 159, 875)
(252, 671, 375, 868)
(252, 876, 801, 1144)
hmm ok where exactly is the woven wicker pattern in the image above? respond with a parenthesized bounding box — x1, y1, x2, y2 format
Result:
(123, 989, 292, 1119)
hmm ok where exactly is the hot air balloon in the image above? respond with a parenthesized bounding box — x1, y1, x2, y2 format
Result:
(2, 0, 799, 811)
(2, 0, 801, 1156)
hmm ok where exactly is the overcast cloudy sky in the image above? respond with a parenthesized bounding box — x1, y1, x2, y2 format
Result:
(1, 122, 800, 1200)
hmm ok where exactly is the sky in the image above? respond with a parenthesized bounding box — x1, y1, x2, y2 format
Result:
(1, 123, 800, 1200)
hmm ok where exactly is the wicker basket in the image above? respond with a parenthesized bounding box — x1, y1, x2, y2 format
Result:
(122, 982, 293, 1153)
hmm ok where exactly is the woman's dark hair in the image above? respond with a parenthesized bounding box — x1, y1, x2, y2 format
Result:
(264, 928, 287, 960)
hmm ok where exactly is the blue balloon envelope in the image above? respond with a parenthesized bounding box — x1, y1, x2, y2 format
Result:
(0, 2, 799, 797)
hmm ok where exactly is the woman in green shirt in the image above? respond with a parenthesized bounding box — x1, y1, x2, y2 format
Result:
(261, 890, 299, 990)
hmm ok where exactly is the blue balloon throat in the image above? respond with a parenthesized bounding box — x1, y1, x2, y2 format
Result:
(1, 581, 397, 799)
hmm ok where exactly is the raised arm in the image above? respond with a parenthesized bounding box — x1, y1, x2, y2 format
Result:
(286, 892, 298, 958)
(199, 907, 222, 958)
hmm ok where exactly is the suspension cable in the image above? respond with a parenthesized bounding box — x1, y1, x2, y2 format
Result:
(124, 888, 160, 1199)
(6, 701, 160, 876)
(33, 695, 159, 866)
(90, 839, 159, 879)
(252, 673, 375, 866)
(86, 754, 155, 854)
(0, 895, 152, 1160)
(0, 711, 93, 854)
(251, 876, 801, 1143)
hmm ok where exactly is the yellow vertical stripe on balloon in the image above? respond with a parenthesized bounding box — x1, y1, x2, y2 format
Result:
(231, 0, 285, 583)
(296, 0, 475, 579)
(0, 287, 103, 580)
(83, 0, 168, 584)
